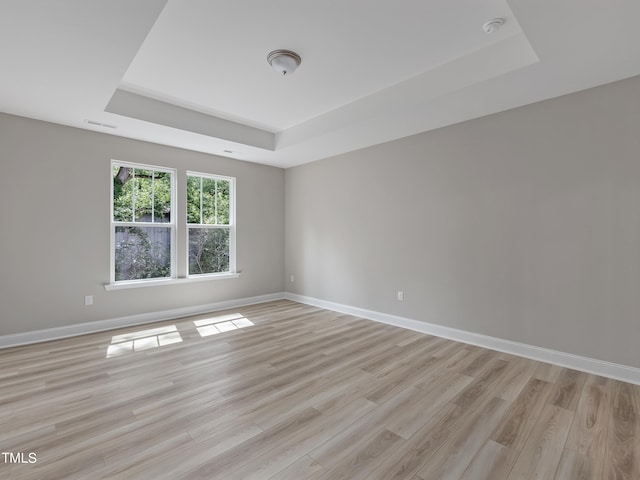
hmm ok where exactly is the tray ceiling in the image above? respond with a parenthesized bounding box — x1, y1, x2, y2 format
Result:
(2, 0, 640, 167)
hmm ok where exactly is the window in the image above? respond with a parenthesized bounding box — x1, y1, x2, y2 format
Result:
(108, 163, 236, 288)
(187, 172, 235, 276)
(111, 161, 176, 283)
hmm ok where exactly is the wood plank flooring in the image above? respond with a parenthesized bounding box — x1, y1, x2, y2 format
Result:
(0, 299, 639, 479)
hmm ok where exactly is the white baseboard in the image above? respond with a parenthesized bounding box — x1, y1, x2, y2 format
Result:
(284, 292, 640, 386)
(0, 293, 285, 349)
(4, 291, 639, 386)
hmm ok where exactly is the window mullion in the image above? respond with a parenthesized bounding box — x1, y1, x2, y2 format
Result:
(131, 168, 136, 222)
(199, 177, 203, 225)
(151, 170, 155, 223)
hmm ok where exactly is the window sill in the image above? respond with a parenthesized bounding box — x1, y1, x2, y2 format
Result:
(104, 273, 241, 291)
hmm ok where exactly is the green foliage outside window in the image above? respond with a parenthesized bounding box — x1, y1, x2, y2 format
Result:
(188, 228, 229, 275)
(115, 227, 171, 281)
(113, 166, 172, 223)
(187, 176, 230, 225)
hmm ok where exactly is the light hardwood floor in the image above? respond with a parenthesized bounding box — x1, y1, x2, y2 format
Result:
(0, 300, 639, 479)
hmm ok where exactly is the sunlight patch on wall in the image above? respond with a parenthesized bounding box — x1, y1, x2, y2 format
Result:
(107, 325, 182, 357)
(194, 312, 254, 337)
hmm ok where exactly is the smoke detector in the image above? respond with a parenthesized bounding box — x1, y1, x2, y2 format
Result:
(482, 18, 505, 34)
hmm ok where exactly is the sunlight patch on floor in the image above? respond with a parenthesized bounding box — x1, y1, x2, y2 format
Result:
(194, 313, 254, 337)
(107, 325, 182, 357)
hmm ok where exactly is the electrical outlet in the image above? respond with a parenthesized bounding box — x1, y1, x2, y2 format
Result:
(397, 291, 404, 301)
(84, 295, 93, 306)
(290, 274, 295, 283)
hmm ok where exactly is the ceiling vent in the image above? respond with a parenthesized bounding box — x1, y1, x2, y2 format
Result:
(85, 119, 117, 129)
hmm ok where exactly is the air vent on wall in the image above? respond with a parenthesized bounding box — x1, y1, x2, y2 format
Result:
(85, 119, 118, 129)
(223, 149, 243, 156)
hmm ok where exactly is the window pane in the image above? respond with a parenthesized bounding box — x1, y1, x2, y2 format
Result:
(201, 177, 217, 224)
(217, 179, 230, 225)
(186, 176, 201, 224)
(188, 228, 229, 275)
(113, 166, 133, 222)
(115, 226, 171, 281)
(154, 171, 172, 223)
(133, 169, 153, 222)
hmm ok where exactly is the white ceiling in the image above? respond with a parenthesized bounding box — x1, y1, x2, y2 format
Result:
(2, 0, 640, 168)
(121, 0, 522, 131)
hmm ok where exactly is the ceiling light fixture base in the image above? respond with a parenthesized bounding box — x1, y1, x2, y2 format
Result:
(267, 49, 302, 76)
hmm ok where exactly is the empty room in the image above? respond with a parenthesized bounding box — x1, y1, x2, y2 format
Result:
(1, 0, 640, 479)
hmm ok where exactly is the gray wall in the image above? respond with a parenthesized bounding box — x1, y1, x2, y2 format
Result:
(0, 113, 285, 335)
(4, 75, 640, 369)
(285, 75, 640, 368)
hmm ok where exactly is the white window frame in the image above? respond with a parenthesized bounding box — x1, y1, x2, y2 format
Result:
(186, 171, 236, 278)
(110, 160, 177, 286)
